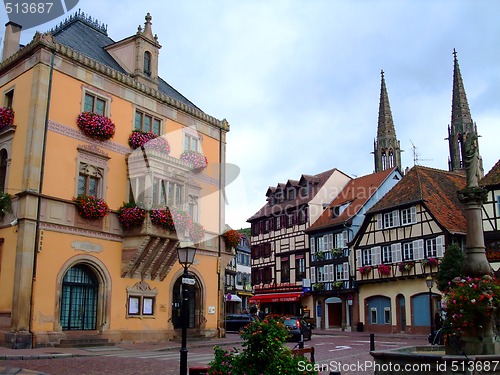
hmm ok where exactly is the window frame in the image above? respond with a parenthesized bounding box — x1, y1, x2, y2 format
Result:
(82, 87, 111, 117)
(135, 109, 162, 135)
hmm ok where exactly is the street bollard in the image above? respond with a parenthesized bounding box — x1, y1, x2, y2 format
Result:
(370, 333, 375, 351)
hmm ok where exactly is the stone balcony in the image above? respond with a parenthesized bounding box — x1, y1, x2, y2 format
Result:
(121, 214, 180, 281)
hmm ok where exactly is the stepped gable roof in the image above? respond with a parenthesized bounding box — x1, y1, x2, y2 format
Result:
(480, 159, 500, 187)
(307, 168, 397, 232)
(48, 11, 199, 109)
(368, 166, 467, 234)
(247, 168, 341, 222)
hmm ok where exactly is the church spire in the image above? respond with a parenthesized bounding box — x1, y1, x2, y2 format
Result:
(374, 70, 402, 173)
(448, 49, 483, 177)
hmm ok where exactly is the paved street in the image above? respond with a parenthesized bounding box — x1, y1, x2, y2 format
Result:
(0, 330, 430, 375)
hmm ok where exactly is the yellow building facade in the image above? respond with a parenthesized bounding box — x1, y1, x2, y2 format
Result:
(0, 12, 231, 348)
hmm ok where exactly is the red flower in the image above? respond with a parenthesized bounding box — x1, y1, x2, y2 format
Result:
(77, 112, 115, 141)
(117, 204, 146, 230)
(222, 229, 241, 249)
(0, 107, 14, 129)
(73, 195, 109, 220)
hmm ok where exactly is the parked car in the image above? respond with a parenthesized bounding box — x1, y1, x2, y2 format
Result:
(282, 316, 312, 341)
(224, 314, 256, 332)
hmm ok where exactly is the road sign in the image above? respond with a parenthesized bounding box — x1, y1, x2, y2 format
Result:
(226, 293, 232, 301)
(182, 277, 195, 285)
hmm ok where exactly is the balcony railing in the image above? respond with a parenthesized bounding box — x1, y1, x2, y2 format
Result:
(311, 279, 355, 293)
(356, 259, 441, 282)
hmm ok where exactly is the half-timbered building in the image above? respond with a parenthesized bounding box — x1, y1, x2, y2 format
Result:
(305, 167, 402, 330)
(481, 159, 500, 270)
(352, 166, 466, 334)
(247, 168, 351, 316)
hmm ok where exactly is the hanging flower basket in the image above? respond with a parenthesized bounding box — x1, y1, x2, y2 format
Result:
(73, 195, 109, 220)
(180, 150, 208, 173)
(143, 136, 170, 154)
(117, 203, 147, 230)
(77, 112, 116, 141)
(377, 264, 392, 276)
(150, 207, 191, 232)
(189, 222, 205, 243)
(128, 130, 156, 149)
(222, 229, 241, 249)
(0, 107, 14, 129)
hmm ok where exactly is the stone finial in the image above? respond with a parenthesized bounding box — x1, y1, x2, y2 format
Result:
(143, 13, 154, 39)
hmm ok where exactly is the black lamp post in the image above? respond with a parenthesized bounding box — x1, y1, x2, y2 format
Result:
(425, 276, 434, 338)
(177, 243, 197, 375)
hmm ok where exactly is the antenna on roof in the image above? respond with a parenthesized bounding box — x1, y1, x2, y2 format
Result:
(410, 140, 432, 166)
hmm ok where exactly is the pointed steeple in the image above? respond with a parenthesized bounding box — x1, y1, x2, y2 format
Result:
(374, 70, 402, 173)
(448, 49, 484, 177)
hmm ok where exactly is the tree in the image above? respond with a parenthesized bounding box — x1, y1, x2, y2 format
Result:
(435, 243, 466, 292)
(208, 315, 318, 375)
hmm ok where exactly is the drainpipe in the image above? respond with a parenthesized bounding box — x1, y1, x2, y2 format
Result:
(217, 125, 223, 338)
(30, 50, 55, 347)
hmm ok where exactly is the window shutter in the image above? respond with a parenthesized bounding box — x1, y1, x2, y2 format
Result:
(329, 234, 334, 250)
(355, 249, 362, 267)
(436, 235, 444, 257)
(391, 243, 402, 263)
(310, 237, 315, 254)
(322, 235, 328, 251)
(310, 266, 316, 284)
(342, 230, 348, 247)
(414, 239, 424, 260)
(394, 210, 400, 226)
(328, 264, 334, 281)
(376, 214, 383, 230)
(372, 246, 381, 265)
(343, 262, 349, 280)
(410, 206, 417, 223)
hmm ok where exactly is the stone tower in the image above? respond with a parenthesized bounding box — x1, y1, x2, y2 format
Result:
(373, 70, 402, 173)
(448, 49, 484, 177)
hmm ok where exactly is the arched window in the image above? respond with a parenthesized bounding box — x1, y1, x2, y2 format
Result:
(388, 149, 394, 168)
(381, 151, 387, 170)
(0, 149, 8, 192)
(144, 51, 152, 76)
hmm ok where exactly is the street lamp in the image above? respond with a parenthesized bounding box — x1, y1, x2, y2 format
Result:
(425, 276, 434, 340)
(177, 243, 197, 375)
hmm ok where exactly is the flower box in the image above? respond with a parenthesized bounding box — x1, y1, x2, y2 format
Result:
(358, 266, 372, 275)
(0, 107, 14, 129)
(180, 150, 207, 173)
(423, 257, 439, 268)
(377, 264, 391, 276)
(398, 262, 413, 273)
(150, 207, 191, 232)
(77, 112, 115, 141)
(117, 204, 146, 230)
(73, 195, 109, 220)
(128, 130, 170, 155)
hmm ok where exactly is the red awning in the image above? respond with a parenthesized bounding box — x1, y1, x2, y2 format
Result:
(248, 292, 302, 304)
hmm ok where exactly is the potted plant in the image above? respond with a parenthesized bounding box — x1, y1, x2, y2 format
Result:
(77, 112, 116, 141)
(331, 248, 343, 258)
(377, 264, 391, 276)
(315, 251, 326, 261)
(0, 107, 14, 129)
(180, 150, 207, 173)
(333, 281, 344, 289)
(312, 282, 324, 291)
(222, 229, 241, 249)
(117, 203, 146, 230)
(128, 130, 171, 155)
(73, 194, 109, 220)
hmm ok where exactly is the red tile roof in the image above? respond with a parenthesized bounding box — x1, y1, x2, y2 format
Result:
(368, 166, 467, 234)
(307, 168, 398, 232)
(480, 159, 500, 187)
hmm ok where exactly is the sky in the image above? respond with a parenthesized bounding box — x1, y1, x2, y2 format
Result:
(3, 0, 499, 230)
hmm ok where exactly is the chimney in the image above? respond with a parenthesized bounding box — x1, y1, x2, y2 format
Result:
(2, 21, 22, 61)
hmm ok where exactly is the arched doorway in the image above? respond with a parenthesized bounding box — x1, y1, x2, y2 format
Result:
(172, 273, 201, 329)
(60, 265, 98, 330)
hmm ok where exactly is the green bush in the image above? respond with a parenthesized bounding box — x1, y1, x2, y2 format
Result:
(208, 315, 318, 375)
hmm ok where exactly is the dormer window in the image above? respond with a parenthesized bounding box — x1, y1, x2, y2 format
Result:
(144, 51, 152, 76)
(331, 202, 350, 218)
(288, 189, 295, 200)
